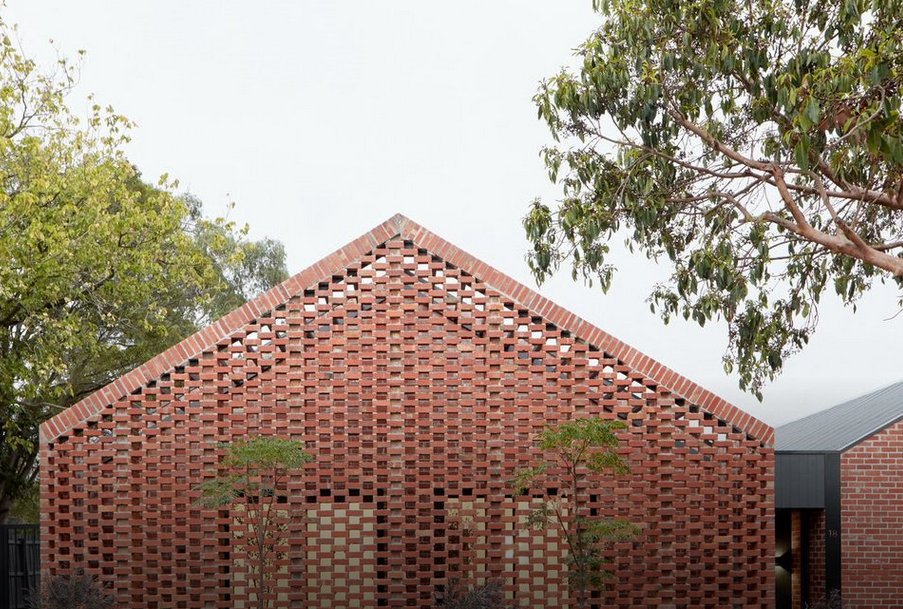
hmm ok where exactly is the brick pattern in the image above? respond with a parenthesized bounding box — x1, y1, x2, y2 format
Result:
(808, 510, 826, 602)
(840, 418, 903, 608)
(41, 227, 774, 608)
(41, 214, 772, 447)
(791, 510, 801, 609)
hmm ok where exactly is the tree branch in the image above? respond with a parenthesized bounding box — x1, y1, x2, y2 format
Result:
(768, 169, 903, 276)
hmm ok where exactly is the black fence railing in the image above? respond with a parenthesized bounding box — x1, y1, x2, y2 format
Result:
(0, 525, 39, 609)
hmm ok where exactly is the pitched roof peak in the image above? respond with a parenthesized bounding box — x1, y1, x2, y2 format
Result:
(391, 212, 409, 231)
(41, 214, 772, 445)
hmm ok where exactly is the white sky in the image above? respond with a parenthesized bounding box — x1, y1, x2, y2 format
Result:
(6, 1, 901, 427)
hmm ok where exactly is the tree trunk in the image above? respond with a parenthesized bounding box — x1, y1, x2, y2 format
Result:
(0, 493, 12, 524)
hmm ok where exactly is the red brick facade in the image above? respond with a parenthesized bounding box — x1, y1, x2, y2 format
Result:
(41, 215, 774, 608)
(791, 511, 801, 609)
(808, 510, 826, 602)
(840, 417, 903, 606)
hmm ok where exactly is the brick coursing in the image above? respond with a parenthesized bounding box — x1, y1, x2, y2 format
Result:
(807, 510, 826, 603)
(791, 511, 801, 609)
(41, 217, 774, 608)
(840, 417, 903, 607)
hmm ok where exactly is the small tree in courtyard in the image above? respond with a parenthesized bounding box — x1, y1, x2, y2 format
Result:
(513, 418, 637, 609)
(26, 569, 114, 609)
(196, 436, 312, 609)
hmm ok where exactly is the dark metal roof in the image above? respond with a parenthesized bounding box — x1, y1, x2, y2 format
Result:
(775, 378, 903, 452)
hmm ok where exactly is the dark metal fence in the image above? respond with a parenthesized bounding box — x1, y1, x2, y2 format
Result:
(0, 525, 39, 609)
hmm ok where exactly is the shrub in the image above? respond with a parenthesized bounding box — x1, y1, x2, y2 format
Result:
(807, 590, 848, 609)
(27, 569, 114, 609)
(433, 578, 518, 609)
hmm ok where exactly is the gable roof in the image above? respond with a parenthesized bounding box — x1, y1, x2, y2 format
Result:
(40, 213, 772, 445)
(776, 378, 903, 452)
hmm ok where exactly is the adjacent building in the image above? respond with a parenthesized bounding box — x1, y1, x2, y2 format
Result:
(776, 380, 903, 609)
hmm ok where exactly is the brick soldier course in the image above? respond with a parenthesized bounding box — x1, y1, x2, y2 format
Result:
(41, 214, 774, 608)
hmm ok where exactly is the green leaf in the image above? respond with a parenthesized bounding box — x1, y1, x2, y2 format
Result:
(794, 140, 810, 171)
(805, 97, 820, 126)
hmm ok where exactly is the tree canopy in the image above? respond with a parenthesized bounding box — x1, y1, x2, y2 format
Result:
(0, 21, 288, 520)
(525, 0, 903, 397)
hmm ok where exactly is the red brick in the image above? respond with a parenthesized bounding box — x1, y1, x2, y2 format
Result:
(40, 216, 773, 609)
(839, 418, 903, 606)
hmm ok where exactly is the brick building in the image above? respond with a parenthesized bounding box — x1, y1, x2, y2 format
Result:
(775, 380, 903, 609)
(41, 215, 774, 608)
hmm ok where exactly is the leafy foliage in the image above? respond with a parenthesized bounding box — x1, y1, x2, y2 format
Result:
(183, 193, 288, 321)
(196, 436, 312, 609)
(513, 418, 637, 609)
(525, 0, 903, 397)
(434, 579, 519, 609)
(9, 478, 38, 523)
(26, 569, 114, 609)
(0, 18, 288, 521)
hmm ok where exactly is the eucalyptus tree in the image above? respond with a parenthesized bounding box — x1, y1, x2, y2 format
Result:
(526, 0, 903, 397)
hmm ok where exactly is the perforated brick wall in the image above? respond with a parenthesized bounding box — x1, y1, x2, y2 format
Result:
(41, 216, 774, 608)
(840, 418, 903, 607)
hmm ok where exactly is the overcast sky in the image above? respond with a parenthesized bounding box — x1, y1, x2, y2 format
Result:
(6, 1, 901, 427)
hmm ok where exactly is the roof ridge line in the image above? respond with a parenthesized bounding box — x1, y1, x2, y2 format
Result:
(776, 377, 903, 451)
(777, 376, 903, 432)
